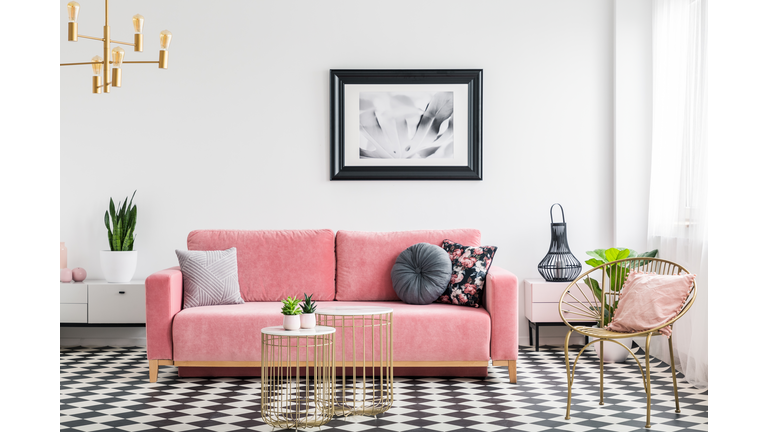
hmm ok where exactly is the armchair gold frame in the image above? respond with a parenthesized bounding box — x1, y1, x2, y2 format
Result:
(557, 257, 697, 429)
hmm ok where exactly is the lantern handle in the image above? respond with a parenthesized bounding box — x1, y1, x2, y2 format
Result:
(550, 203, 566, 224)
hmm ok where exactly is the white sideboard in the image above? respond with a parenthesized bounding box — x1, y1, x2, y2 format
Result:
(60, 279, 146, 325)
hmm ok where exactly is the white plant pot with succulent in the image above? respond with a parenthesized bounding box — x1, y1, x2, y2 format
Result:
(281, 296, 302, 330)
(101, 191, 138, 283)
(300, 294, 317, 329)
(584, 247, 659, 364)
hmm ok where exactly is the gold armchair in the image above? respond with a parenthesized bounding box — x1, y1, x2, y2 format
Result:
(557, 257, 697, 428)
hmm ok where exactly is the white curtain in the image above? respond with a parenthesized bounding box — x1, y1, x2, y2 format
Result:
(648, 0, 708, 390)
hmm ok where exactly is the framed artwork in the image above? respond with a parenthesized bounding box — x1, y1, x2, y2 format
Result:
(330, 69, 482, 180)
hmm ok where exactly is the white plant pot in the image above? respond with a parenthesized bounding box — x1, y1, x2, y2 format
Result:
(283, 315, 301, 331)
(100, 250, 138, 283)
(300, 313, 316, 329)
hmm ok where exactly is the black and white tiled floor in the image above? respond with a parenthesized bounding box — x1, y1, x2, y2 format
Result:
(61, 345, 707, 431)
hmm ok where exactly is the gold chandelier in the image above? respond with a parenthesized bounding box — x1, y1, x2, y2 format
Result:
(60, 1, 173, 94)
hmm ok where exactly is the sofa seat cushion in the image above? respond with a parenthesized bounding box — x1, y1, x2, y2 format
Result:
(326, 301, 491, 362)
(172, 301, 491, 362)
(335, 229, 482, 301)
(173, 302, 283, 361)
(186, 229, 336, 302)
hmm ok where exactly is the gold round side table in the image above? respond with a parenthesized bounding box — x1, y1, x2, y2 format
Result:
(260, 326, 336, 429)
(316, 306, 394, 417)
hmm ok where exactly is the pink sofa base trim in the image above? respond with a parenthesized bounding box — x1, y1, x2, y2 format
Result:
(177, 366, 488, 378)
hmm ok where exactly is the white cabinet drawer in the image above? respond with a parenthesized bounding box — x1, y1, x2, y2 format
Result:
(60, 282, 87, 303)
(61, 304, 88, 323)
(530, 303, 597, 323)
(88, 283, 146, 323)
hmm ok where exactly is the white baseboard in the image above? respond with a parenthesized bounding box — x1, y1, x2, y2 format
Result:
(60, 337, 147, 347)
(60, 326, 147, 348)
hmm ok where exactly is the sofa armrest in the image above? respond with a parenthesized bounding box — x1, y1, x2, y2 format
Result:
(484, 266, 518, 361)
(145, 266, 183, 360)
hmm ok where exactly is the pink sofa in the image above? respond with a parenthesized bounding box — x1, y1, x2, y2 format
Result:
(145, 229, 518, 383)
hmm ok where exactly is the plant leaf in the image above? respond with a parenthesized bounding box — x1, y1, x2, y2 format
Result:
(585, 258, 603, 268)
(640, 249, 658, 258)
(585, 251, 605, 262)
(410, 92, 454, 153)
(121, 227, 133, 251)
(585, 277, 602, 302)
(604, 248, 621, 262)
(359, 109, 396, 158)
(114, 219, 123, 251)
(109, 198, 116, 226)
(616, 248, 631, 260)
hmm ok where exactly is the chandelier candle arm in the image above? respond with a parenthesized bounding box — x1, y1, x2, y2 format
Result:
(111, 40, 135, 47)
(75, 34, 104, 42)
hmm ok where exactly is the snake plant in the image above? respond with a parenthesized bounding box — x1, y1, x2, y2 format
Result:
(104, 190, 137, 251)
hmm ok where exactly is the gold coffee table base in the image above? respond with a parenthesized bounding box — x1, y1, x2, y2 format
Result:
(260, 327, 336, 429)
(317, 307, 394, 417)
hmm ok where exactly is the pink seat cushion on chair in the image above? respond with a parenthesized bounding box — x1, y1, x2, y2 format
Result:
(335, 229, 482, 301)
(186, 229, 336, 301)
(605, 271, 695, 337)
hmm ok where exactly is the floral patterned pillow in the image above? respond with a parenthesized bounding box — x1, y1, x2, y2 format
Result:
(435, 239, 497, 308)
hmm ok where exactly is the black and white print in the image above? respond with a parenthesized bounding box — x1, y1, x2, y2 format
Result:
(60, 344, 708, 431)
(359, 91, 454, 160)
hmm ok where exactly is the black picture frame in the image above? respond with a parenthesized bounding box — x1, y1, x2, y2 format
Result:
(330, 69, 482, 180)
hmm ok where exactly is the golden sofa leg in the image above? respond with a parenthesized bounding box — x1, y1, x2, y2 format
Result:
(149, 360, 159, 382)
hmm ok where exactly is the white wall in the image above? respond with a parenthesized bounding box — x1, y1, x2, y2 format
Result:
(61, 0, 617, 346)
(615, 0, 652, 252)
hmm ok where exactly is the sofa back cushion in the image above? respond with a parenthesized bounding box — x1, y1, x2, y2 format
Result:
(187, 229, 336, 302)
(335, 229, 482, 301)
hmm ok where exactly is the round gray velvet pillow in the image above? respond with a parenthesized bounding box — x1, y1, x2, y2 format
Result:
(391, 242, 453, 305)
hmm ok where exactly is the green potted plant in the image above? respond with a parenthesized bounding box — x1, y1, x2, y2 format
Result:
(300, 294, 317, 329)
(583, 247, 658, 362)
(100, 191, 138, 283)
(281, 296, 302, 330)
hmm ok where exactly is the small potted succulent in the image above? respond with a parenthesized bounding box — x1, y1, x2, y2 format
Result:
(300, 294, 317, 329)
(281, 296, 302, 330)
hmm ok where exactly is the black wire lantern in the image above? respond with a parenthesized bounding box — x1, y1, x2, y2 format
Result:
(538, 203, 581, 282)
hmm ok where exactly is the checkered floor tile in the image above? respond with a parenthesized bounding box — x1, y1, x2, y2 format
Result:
(60, 344, 707, 431)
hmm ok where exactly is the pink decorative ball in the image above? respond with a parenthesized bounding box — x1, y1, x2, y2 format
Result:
(72, 267, 87, 282)
(60, 268, 73, 283)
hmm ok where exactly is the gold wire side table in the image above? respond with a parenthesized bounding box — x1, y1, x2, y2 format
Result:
(316, 306, 394, 417)
(260, 326, 336, 430)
